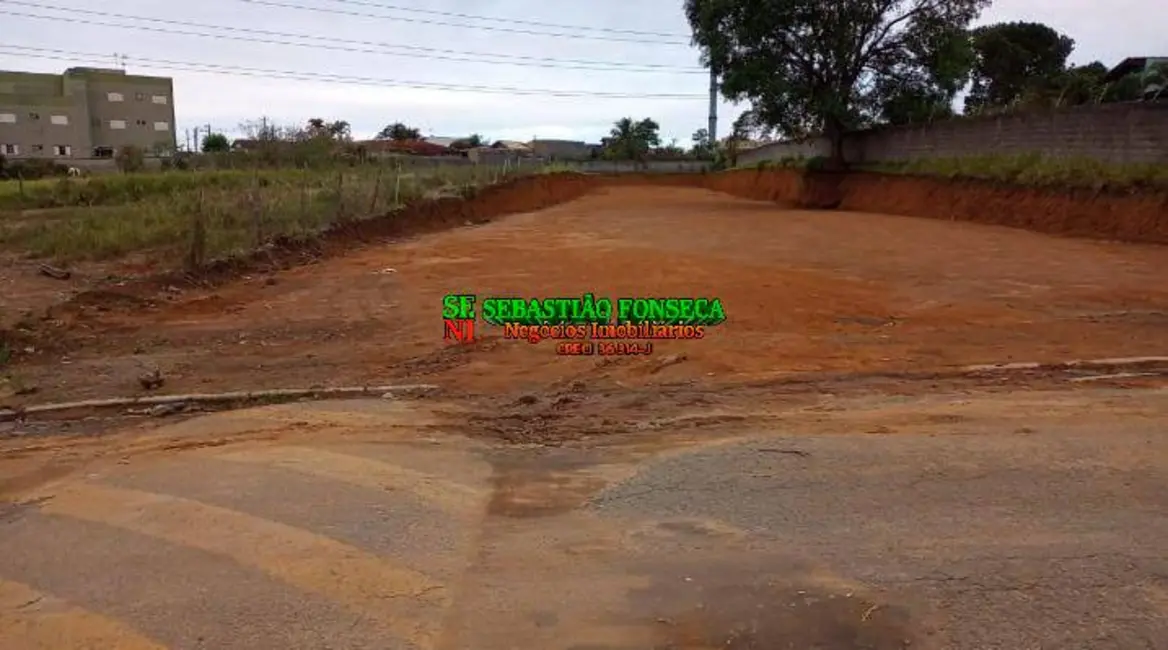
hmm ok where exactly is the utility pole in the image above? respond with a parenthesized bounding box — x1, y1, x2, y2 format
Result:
(193, 126, 200, 152)
(707, 66, 718, 148)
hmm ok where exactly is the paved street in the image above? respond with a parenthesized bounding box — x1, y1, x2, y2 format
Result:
(1, 391, 1166, 649)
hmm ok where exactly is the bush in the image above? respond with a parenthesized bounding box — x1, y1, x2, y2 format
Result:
(115, 146, 146, 173)
(0, 157, 71, 181)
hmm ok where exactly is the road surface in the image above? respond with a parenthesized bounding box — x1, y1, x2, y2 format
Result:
(2, 388, 1165, 649)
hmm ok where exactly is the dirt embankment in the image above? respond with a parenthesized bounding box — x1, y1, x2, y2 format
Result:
(703, 168, 1168, 244)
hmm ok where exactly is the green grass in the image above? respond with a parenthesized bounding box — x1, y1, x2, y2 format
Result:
(743, 153, 1168, 190)
(0, 163, 526, 264)
(863, 154, 1168, 190)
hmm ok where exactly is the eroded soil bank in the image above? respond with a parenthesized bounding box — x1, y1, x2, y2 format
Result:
(702, 169, 1168, 244)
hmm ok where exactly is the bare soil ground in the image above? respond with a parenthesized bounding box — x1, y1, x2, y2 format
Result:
(2, 180, 1167, 648)
(4, 184, 1168, 409)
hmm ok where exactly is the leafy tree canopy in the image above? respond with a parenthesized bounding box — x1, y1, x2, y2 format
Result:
(376, 122, 421, 141)
(306, 118, 351, 141)
(451, 133, 486, 149)
(602, 118, 661, 160)
(965, 21, 1075, 112)
(201, 132, 230, 153)
(685, 0, 986, 163)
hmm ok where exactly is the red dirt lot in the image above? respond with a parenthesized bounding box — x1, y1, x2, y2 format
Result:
(5, 180, 1168, 406)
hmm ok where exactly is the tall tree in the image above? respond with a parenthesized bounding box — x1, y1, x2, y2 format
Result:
(602, 118, 661, 160)
(376, 122, 421, 141)
(686, 0, 984, 166)
(306, 118, 351, 141)
(690, 128, 713, 158)
(964, 21, 1076, 113)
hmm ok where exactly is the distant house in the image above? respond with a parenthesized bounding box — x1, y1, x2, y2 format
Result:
(528, 139, 593, 160)
(490, 140, 531, 153)
(423, 136, 459, 148)
(357, 139, 453, 156)
(1104, 56, 1168, 99)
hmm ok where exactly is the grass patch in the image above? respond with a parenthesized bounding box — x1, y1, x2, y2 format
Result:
(0, 163, 525, 264)
(861, 154, 1168, 191)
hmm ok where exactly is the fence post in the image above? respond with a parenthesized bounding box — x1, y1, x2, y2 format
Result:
(299, 167, 309, 223)
(185, 188, 207, 273)
(369, 164, 383, 214)
(251, 168, 264, 246)
(335, 169, 345, 222)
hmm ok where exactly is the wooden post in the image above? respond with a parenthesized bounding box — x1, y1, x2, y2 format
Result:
(185, 188, 207, 272)
(251, 168, 263, 246)
(369, 164, 384, 214)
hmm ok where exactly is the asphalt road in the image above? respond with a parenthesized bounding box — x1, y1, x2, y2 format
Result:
(1, 392, 1166, 649)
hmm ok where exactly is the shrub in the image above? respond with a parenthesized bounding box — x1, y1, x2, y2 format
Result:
(115, 146, 146, 173)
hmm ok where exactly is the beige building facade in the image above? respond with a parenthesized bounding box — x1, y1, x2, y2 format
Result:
(0, 67, 176, 160)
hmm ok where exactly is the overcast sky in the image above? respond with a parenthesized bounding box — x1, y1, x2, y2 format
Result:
(0, 0, 1160, 145)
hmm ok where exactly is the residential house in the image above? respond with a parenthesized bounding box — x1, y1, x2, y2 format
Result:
(489, 140, 532, 154)
(0, 66, 176, 159)
(422, 136, 459, 148)
(1104, 57, 1168, 99)
(528, 139, 594, 160)
(357, 139, 453, 157)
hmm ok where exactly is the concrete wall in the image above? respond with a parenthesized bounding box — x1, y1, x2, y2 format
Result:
(738, 102, 1168, 167)
(564, 160, 709, 173)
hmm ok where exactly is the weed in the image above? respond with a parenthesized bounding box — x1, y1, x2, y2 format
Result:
(863, 155, 1168, 190)
(0, 163, 531, 265)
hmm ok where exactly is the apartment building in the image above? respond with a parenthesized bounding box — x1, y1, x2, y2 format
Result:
(0, 66, 176, 160)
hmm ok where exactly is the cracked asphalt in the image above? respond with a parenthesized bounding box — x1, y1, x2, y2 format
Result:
(1, 388, 1166, 649)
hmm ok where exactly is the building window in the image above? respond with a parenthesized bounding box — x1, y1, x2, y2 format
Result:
(1, 144, 18, 155)
(0, 113, 15, 123)
(31, 144, 44, 153)
(153, 121, 169, 131)
(136, 119, 147, 126)
(93, 146, 114, 158)
(109, 119, 126, 129)
(152, 95, 167, 105)
(50, 115, 69, 126)
(28, 112, 40, 120)
(53, 145, 72, 156)
(107, 92, 124, 102)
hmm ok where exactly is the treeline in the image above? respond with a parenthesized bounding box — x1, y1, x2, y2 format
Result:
(685, 0, 1164, 163)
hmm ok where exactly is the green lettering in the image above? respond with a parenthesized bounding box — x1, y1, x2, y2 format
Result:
(704, 298, 726, 325)
(616, 298, 634, 323)
(443, 294, 475, 319)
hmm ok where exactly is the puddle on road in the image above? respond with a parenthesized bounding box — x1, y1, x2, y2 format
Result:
(614, 553, 926, 650)
(655, 584, 915, 650)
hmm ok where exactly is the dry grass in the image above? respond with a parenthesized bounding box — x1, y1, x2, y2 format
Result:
(0, 163, 520, 264)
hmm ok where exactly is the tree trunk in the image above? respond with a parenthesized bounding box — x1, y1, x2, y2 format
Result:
(824, 118, 847, 170)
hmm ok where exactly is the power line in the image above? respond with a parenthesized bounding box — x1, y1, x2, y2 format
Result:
(234, 0, 693, 45)
(0, 45, 708, 98)
(0, 2, 701, 72)
(286, 0, 690, 39)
